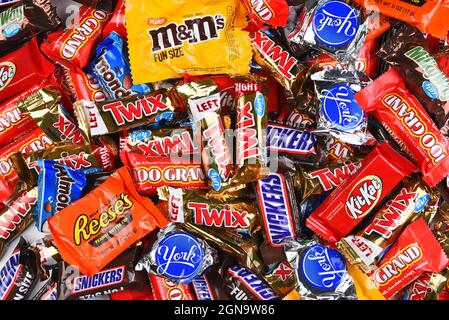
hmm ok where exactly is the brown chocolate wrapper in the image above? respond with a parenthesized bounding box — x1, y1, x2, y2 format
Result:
(231, 77, 269, 186)
(262, 260, 297, 298)
(337, 176, 437, 273)
(16, 85, 88, 145)
(293, 159, 363, 205)
(75, 88, 183, 136)
(250, 30, 307, 98)
(0, 187, 37, 258)
(0, 0, 61, 55)
(160, 186, 261, 235)
(377, 23, 449, 133)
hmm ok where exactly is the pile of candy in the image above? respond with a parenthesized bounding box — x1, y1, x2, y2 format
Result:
(2, 0, 449, 301)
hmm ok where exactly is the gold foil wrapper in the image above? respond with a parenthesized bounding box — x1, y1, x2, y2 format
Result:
(263, 261, 297, 297)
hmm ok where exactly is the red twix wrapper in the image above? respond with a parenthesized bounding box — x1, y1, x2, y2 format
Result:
(369, 218, 449, 299)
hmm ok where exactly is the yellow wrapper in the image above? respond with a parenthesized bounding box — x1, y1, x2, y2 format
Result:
(282, 289, 301, 300)
(346, 263, 385, 300)
(125, 0, 252, 83)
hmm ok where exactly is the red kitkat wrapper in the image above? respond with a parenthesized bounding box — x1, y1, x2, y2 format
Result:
(40, 6, 112, 69)
(306, 142, 417, 243)
(0, 38, 55, 103)
(148, 274, 196, 300)
(241, 0, 289, 31)
(355, 68, 449, 187)
(370, 218, 449, 299)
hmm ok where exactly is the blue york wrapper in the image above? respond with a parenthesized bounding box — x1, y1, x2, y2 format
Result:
(34, 159, 87, 232)
(86, 31, 152, 100)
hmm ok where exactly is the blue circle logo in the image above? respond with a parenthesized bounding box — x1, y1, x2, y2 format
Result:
(423, 81, 438, 100)
(155, 231, 203, 281)
(300, 244, 347, 291)
(322, 84, 364, 131)
(3, 23, 20, 38)
(312, 1, 360, 47)
(208, 168, 222, 191)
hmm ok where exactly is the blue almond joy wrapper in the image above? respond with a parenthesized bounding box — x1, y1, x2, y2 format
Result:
(34, 159, 87, 232)
(87, 31, 152, 100)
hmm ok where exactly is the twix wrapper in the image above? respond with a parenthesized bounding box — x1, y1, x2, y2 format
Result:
(355, 67, 449, 187)
(250, 30, 307, 98)
(124, 0, 252, 83)
(161, 186, 260, 235)
(75, 88, 183, 137)
(48, 167, 168, 276)
(337, 176, 436, 273)
(177, 79, 233, 192)
(352, 0, 449, 39)
(369, 218, 449, 299)
(231, 77, 269, 186)
(306, 142, 417, 243)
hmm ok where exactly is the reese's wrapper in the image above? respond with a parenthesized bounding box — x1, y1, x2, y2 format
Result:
(0, 0, 61, 56)
(337, 177, 435, 273)
(224, 264, 279, 300)
(0, 237, 39, 300)
(161, 186, 260, 235)
(231, 77, 269, 185)
(377, 24, 449, 132)
(34, 160, 87, 232)
(48, 166, 168, 276)
(57, 245, 148, 300)
(289, 0, 369, 64)
(306, 142, 417, 243)
(250, 30, 307, 97)
(0, 187, 37, 258)
(352, 0, 449, 39)
(75, 88, 182, 136)
(285, 239, 356, 300)
(355, 68, 449, 187)
(124, 0, 252, 84)
(369, 218, 449, 299)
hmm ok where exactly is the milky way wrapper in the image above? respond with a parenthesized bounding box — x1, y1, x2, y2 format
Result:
(352, 0, 449, 40)
(124, 0, 252, 84)
(48, 167, 168, 276)
(355, 68, 449, 187)
(337, 176, 436, 273)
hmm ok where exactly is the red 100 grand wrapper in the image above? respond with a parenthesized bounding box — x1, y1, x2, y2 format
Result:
(355, 67, 449, 187)
(306, 142, 417, 243)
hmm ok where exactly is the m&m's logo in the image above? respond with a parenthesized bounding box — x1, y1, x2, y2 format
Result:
(346, 175, 382, 220)
(0, 62, 16, 92)
(300, 244, 347, 291)
(155, 231, 203, 282)
(312, 0, 360, 47)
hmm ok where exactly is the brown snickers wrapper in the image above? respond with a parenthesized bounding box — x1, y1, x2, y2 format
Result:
(337, 176, 437, 273)
(231, 77, 270, 186)
(57, 245, 148, 300)
(159, 186, 261, 235)
(378, 23, 449, 134)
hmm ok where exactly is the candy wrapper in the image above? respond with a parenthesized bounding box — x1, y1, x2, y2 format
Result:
(124, 0, 253, 83)
(135, 224, 216, 284)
